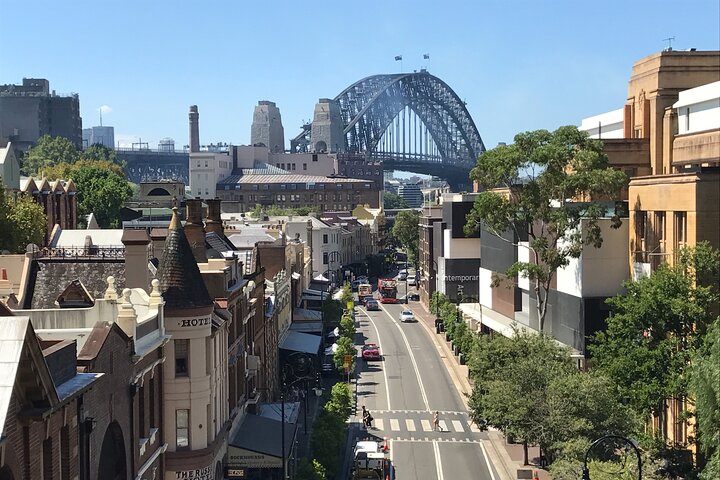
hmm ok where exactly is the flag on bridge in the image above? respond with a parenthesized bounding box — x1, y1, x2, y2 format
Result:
(394, 55, 402, 61)
(423, 54, 430, 59)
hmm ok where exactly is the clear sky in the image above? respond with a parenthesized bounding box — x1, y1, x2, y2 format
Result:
(2, 0, 719, 153)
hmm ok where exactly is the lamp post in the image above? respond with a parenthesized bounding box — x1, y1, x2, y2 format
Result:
(582, 435, 642, 480)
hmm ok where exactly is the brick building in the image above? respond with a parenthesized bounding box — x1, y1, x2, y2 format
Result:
(20, 176, 78, 245)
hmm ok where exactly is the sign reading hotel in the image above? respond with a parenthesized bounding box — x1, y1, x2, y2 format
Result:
(174, 316, 212, 329)
(227, 446, 282, 468)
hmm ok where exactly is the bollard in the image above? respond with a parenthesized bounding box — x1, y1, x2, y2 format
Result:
(459, 353, 465, 365)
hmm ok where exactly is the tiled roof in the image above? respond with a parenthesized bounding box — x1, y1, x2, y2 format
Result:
(218, 174, 369, 185)
(27, 260, 126, 309)
(242, 161, 289, 175)
(157, 209, 213, 311)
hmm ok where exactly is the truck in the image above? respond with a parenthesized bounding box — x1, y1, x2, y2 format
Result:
(351, 440, 391, 479)
(358, 284, 373, 304)
(378, 278, 398, 304)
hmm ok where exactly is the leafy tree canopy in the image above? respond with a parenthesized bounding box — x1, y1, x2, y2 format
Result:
(691, 317, 720, 480)
(465, 126, 627, 331)
(591, 243, 720, 417)
(0, 181, 47, 253)
(333, 336, 357, 371)
(383, 191, 408, 209)
(21, 135, 80, 176)
(392, 209, 420, 264)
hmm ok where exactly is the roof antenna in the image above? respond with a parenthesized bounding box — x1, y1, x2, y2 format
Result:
(663, 37, 675, 51)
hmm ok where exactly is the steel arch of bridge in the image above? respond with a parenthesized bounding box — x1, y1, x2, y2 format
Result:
(336, 71, 485, 170)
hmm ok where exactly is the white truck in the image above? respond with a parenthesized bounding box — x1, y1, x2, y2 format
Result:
(351, 440, 390, 479)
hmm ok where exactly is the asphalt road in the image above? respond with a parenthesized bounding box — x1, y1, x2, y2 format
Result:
(354, 280, 498, 480)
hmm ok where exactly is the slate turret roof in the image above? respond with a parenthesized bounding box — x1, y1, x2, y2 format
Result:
(157, 208, 213, 311)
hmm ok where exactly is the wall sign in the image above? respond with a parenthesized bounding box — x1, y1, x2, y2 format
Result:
(174, 466, 212, 479)
(438, 258, 481, 301)
(227, 446, 282, 468)
(175, 316, 211, 329)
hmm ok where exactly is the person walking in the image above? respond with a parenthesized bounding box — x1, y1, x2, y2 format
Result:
(365, 410, 373, 429)
(361, 406, 368, 430)
(433, 411, 441, 431)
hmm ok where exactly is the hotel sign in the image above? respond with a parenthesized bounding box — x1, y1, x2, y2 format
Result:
(227, 446, 282, 468)
(174, 316, 212, 329)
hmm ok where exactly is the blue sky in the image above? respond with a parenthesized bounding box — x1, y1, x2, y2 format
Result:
(2, 0, 719, 153)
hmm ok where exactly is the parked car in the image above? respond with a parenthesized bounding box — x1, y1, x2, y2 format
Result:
(362, 343, 381, 360)
(365, 298, 380, 311)
(399, 310, 416, 323)
(407, 292, 420, 301)
(398, 269, 408, 281)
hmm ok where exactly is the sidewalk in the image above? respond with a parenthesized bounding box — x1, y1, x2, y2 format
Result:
(408, 298, 551, 480)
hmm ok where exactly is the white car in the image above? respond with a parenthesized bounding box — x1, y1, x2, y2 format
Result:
(407, 276, 417, 286)
(400, 310, 416, 323)
(398, 270, 408, 281)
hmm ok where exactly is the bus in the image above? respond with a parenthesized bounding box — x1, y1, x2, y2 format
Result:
(378, 278, 398, 304)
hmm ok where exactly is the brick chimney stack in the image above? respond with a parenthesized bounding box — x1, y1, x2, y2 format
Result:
(205, 198, 223, 236)
(189, 105, 200, 153)
(185, 198, 207, 263)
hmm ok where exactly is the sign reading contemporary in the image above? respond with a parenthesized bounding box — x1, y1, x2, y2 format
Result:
(437, 258, 481, 302)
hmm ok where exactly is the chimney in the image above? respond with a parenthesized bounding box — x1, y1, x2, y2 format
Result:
(189, 105, 200, 153)
(185, 198, 207, 262)
(205, 198, 223, 236)
(306, 219, 313, 277)
(121, 230, 152, 290)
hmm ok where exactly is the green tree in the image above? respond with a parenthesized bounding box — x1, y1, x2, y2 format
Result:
(43, 161, 132, 228)
(44, 158, 125, 180)
(296, 458, 326, 480)
(310, 408, 345, 474)
(691, 317, 720, 480)
(82, 143, 119, 163)
(590, 243, 719, 419)
(339, 313, 356, 338)
(384, 191, 408, 209)
(0, 186, 13, 251)
(322, 297, 343, 326)
(333, 336, 357, 371)
(7, 196, 46, 252)
(325, 382, 353, 422)
(392, 209, 421, 264)
(250, 204, 264, 218)
(465, 126, 627, 331)
(469, 329, 574, 464)
(21, 135, 80, 175)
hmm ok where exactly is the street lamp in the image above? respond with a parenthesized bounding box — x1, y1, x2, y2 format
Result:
(582, 435, 642, 480)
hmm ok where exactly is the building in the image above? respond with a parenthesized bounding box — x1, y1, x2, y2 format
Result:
(20, 176, 78, 245)
(217, 173, 380, 213)
(251, 101, 285, 153)
(0, 78, 82, 152)
(419, 205, 443, 306)
(82, 125, 115, 149)
(398, 183, 423, 208)
(284, 217, 345, 287)
(0, 140, 20, 191)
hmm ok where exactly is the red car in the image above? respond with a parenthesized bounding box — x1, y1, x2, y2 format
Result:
(362, 343, 381, 360)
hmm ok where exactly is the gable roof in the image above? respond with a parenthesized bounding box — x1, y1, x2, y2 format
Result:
(157, 208, 213, 312)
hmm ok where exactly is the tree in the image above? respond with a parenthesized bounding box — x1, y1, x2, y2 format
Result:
(310, 408, 345, 474)
(322, 297, 343, 326)
(469, 328, 574, 465)
(465, 126, 627, 331)
(690, 317, 720, 480)
(384, 191, 408, 209)
(44, 158, 125, 180)
(392, 209, 421, 264)
(325, 382, 353, 422)
(296, 458, 326, 480)
(333, 336, 357, 371)
(590, 243, 719, 419)
(339, 314, 356, 338)
(21, 135, 80, 175)
(6, 196, 46, 252)
(82, 143, 120, 164)
(43, 161, 132, 228)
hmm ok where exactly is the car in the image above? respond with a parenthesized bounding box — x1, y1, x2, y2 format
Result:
(365, 298, 380, 311)
(407, 276, 417, 286)
(398, 270, 408, 281)
(399, 310, 416, 323)
(362, 343, 381, 360)
(407, 292, 420, 301)
(351, 280, 361, 292)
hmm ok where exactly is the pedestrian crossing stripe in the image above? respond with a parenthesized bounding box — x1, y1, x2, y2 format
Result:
(390, 419, 400, 431)
(438, 420, 448, 432)
(374, 419, 384, 431)
(405, 419, 416, 431)
(391, 438, 482, 444)
(421, 419, 432, 431)
(452, 420, 464, 433)
(371, 418, 481, 435)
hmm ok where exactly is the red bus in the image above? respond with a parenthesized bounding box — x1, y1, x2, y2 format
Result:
(378, 278, 398, 304)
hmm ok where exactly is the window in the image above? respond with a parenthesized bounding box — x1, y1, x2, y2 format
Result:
(204, 160, 208, 167)
(323, 252, 329, 265)
(655, 212, 666, 253)
(292, 163, 296, 170)
(303, 163, 307, 170)
(139, 384, 146, 436)
(175, 339, 189, 377)
(43, 437, 53, 480)
(60, 425, 70, 480)
(312, 154, 318, 162)
(261, 184, 269, 190)
(685, 107, 690, 131)
(280, 184, 286, 190)
(336, 184, 343, 189)
(674, 212, 687, 250)
(290, 184, 297, 190)
(176, 409, 190, 449)
(323, 234, 328, 244)
(149, 378, 156, 428)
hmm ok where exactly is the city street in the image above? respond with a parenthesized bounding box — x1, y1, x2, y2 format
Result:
(354, 287, 498, 480)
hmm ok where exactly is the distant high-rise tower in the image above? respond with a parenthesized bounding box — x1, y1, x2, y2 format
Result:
(82, 126, 115, 149)
(310, 98, 344, 153)
(251, 101, 285, 153)
(189, 105, 200, 152)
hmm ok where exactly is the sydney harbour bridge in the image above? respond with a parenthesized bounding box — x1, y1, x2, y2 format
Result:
(121, 70, 484, 189)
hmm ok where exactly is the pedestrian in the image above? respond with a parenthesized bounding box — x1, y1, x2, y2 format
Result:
(361, 406, 368, 429)
(433, 411, 441, 431)
(366, 410, 373, 429)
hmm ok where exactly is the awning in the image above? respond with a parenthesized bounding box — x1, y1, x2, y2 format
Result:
(293, 308, 322, 322)
(313, 274, 329, 282)
(228, 414, 296, 469)
(280, 331, 321, 355)
(289, 322, 324, 334)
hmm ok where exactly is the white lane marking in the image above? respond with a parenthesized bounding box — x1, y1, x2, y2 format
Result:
(438, 420, 448, 432)
(406, 419, 416, 431)
(374, 419, 384, 431)
(433, 441, 445, 480)
(480, 441, 498, 480)
(469, 420, 481, 433)
(362, 307, 392, 410)
(421, 419, 432, 431)
(379, 303, 430, 410)
(452, 420, 465, 432)
(390, 419, 400, 431)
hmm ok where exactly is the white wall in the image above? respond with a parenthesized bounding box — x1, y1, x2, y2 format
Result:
(579, 108, 624, 139)
(443, 230, 481, 258)
(479, 267, 493, 309)
(189, 151, 232, 199)
(517, 242, 530, 291)
(674, 81, 720, 135)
